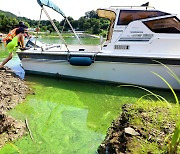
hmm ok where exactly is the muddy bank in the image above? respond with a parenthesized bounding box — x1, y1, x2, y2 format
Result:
(0, 67, 31, 148)
(98, 103, 179, 153)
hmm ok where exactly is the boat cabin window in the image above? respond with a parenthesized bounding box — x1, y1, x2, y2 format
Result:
(143, 17, 180, 33)
(117, 10, 169, 25)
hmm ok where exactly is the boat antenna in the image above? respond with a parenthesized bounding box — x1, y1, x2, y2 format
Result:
(141, 2, 149, 10)
(141, 2, 149, 6)
(41, 6, 70, 52)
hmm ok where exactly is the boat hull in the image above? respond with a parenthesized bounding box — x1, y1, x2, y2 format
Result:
(20, 56, 180, 90)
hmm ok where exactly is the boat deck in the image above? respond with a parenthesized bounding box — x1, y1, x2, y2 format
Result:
(62, 45, 101, 52)
(23, 44, 101, 53)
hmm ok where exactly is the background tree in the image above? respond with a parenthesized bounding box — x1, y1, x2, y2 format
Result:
(85, 10, 99, 19)
(0, 14, 18, 32)
(47, 25, 54, 33)
(91, 20, 101, 34)
(0, 9, 110, 35)
(78, 17, 87, 31)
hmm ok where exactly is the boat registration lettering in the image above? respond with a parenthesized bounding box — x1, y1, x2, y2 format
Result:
(130, 31, 143, 33)
(114, 30, 123, 33)
(131, 34, 143, 37)
(130, 34, 153, 38)
(114, 45, 129, 50)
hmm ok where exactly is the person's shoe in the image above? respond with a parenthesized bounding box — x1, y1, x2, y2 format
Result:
(0, 67, 6, 70)
(20, 47, 30, 51)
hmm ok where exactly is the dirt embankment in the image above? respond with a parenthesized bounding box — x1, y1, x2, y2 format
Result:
(98, 103, 179, 153)
(0, 67, 31, 148)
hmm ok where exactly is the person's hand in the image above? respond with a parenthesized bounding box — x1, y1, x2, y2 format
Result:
(35, 27, 40, 32)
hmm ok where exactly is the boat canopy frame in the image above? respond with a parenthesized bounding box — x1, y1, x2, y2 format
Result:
(35, 0, 81, 51)
(37, 0, 66, 17)
(97, 9, 116, 41)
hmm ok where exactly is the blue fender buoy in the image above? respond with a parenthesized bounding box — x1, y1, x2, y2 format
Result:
(69, 57, 93, 66)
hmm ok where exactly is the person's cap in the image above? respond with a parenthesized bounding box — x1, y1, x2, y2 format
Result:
(18, 21, 28, 28)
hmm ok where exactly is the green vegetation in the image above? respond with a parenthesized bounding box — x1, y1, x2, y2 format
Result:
(168, 123, 180, 154)
(0, 10, 29, 33)
(127, 100, 179, 154)
(0, 10, 109, 35)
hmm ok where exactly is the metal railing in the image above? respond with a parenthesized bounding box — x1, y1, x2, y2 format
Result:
(110, 6, 155, 10)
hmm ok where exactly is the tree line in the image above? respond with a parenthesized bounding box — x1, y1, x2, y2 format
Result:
(0, 10, 109, 36)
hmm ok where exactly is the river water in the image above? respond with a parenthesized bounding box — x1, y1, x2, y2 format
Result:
(0, 37, 175, 154)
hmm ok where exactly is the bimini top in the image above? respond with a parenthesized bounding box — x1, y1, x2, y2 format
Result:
(37, 0, 66, 17)
(97, 9, 116, 21)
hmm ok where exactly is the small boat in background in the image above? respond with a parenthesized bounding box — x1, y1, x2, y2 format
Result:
(17, 0, 180, 90)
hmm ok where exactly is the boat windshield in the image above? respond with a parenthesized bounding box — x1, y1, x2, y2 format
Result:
(144, 17, 180, 33)
(117, 10, 170, 25)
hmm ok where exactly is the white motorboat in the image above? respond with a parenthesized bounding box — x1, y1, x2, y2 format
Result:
(17, 0, 180, 89)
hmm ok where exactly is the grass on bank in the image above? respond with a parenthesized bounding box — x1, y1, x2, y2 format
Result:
(127, 100, 179, 154)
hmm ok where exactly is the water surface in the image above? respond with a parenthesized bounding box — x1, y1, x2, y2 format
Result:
(0, 74, 143, 154)
(39, 35, 101, 45)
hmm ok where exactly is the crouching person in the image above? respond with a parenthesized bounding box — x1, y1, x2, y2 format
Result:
(0, 27, 26, 69)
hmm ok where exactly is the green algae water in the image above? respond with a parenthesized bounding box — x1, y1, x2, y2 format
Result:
(0, 75, 136, 153)
(0, 74, 175, 154)
(0, 38, 176, 154)
(39, 36, 101, 45)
